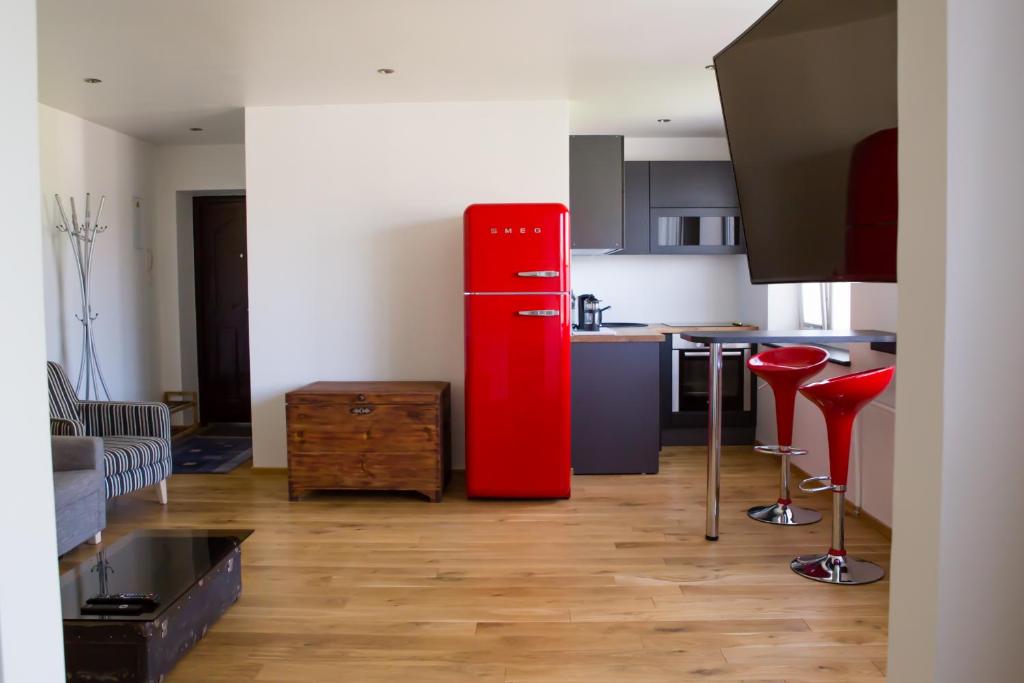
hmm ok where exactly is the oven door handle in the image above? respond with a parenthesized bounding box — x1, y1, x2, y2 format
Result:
(681, 350, 744, 358)
(671, 349, 680, 413)
(743, 347, 752, 412)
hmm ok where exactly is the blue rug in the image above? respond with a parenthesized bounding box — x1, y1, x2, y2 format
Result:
(172, 425, 252, 474)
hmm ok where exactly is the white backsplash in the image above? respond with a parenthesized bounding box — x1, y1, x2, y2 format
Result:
(571, 253, 750, 324)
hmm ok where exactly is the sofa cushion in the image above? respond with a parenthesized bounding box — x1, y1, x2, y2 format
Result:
(106, 460, 172, 499)
(53, 469, 104, 510)
(103, 435, 171, 476)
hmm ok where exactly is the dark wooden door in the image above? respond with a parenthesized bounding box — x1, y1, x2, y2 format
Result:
(193, 196, 251, 423)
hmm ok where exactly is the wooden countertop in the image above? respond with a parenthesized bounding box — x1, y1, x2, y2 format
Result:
(571, 323, 759, 343)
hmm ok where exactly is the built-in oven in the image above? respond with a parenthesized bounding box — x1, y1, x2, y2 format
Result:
(659, 334, 756, 445)
(670, 336, 752, 414)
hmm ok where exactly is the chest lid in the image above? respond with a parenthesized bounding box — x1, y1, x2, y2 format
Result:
(286, 381, 448, 406)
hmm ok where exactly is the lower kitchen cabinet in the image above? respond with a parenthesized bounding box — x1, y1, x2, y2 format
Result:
(571, 342, 660, 474)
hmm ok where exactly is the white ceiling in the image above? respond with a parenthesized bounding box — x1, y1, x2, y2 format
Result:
(37, 0, 773, 145)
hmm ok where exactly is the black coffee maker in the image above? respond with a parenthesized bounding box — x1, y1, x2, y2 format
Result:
(576, 294, 610, 331)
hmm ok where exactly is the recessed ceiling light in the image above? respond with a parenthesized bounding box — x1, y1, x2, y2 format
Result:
(657, 118, 672, 123)
(377, 68, 395, 75)
(189, 127, 204, 132)
(705, 64, 716, 71)
(83, 77, 102, 84)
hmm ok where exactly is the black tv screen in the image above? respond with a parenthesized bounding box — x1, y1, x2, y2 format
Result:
(715, 0, 897, 284)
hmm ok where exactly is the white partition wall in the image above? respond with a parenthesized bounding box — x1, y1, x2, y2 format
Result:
(244, 100, 569, 468)
(0, 1, 66, 681)
(890, 0, 1024, 680)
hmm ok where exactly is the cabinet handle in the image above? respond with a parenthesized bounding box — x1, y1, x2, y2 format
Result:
(517, 310, 559, 317)
(350, 406, 375, 415)
(517, 270, 559, 278)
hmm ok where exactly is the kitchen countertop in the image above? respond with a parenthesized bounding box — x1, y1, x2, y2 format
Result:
(571, 323, 759, 343)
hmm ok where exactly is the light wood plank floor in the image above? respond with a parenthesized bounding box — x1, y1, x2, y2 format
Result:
(64, 446, 891, 682)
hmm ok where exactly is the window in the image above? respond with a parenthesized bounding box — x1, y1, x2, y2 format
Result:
(800, 282, 851, 330)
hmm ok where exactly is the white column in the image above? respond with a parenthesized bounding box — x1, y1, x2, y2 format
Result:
(0, 1, 66, 681)
(890, 0, 1024, 680)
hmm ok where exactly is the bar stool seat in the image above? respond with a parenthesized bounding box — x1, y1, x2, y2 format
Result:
(791, 366, 895, 585)
(746, 346, 830, 526)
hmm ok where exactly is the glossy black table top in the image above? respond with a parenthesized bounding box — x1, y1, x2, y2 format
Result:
(676, 328, 896, 344)
(60, 529, 252, 622)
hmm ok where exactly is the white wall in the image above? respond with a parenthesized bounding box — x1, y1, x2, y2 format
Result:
(38, 104, 159, 400)
(890, 0, 1024, 680)
(152, 144, 245, 392)
(245, 100, 569, 468)
(888, 0, 948, 677)
(37, 116, 245, 404)
(573, 135, 752, 325)
(0, 2, 65, 680)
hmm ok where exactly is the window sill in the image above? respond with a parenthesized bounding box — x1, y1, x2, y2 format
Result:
(763, 342, 851, 367)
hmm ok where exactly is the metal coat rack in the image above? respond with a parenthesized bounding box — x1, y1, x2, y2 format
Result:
(55, 193, 111, 400)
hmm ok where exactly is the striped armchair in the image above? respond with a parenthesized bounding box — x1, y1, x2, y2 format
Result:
(46, 361, 171, 503)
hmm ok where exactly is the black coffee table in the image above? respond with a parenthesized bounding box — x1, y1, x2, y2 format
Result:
(61, 529, 253, 683)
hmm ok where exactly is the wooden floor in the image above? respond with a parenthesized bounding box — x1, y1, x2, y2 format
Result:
(66, 446, 891, 682)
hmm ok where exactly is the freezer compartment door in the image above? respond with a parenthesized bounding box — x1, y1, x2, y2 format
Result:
(465, 293, 571, 498)
(464, 203, 570, 293)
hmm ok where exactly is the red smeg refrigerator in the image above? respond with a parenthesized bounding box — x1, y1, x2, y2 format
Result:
(464, 203, 571, 499)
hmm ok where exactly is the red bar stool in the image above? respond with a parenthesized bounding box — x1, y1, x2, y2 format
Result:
(746, 346, 830, 526)
(792, 366, 895, 585)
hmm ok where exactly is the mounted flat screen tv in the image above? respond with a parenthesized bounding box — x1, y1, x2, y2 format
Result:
(714, 0, 897, 284)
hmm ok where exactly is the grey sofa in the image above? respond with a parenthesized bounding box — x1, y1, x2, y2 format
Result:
(47, 361, 172, 503)
(52, 436, 106, 555)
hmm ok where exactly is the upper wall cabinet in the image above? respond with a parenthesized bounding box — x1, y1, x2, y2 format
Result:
(620, 161, 651, 255)
(650, 161, 739, 208)
(570, 135, 624, 253)
(616, 159, 744, 255)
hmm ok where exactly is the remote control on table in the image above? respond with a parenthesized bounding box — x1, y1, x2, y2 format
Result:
(80, 602, 149, 616)
(86, 592, 161, 606)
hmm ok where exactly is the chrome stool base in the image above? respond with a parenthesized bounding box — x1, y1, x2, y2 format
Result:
(748, 445, 821, 526)
(754, 445, 807, 457)
(747, 501, 822, 526)
(790, 552, 885, 585)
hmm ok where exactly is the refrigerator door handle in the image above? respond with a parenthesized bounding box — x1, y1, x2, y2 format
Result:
(516, 270, 560, 278)
(517, 309, 560, 317)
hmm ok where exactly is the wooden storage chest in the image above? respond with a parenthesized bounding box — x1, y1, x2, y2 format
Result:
(286, 381, 451, 502)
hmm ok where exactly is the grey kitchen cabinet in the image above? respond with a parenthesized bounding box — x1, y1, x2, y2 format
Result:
(569, 135, 624, 253)
(619, 161, 651, 255)
(571, 341, 660, 474)
(650, 161, 739, 208)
